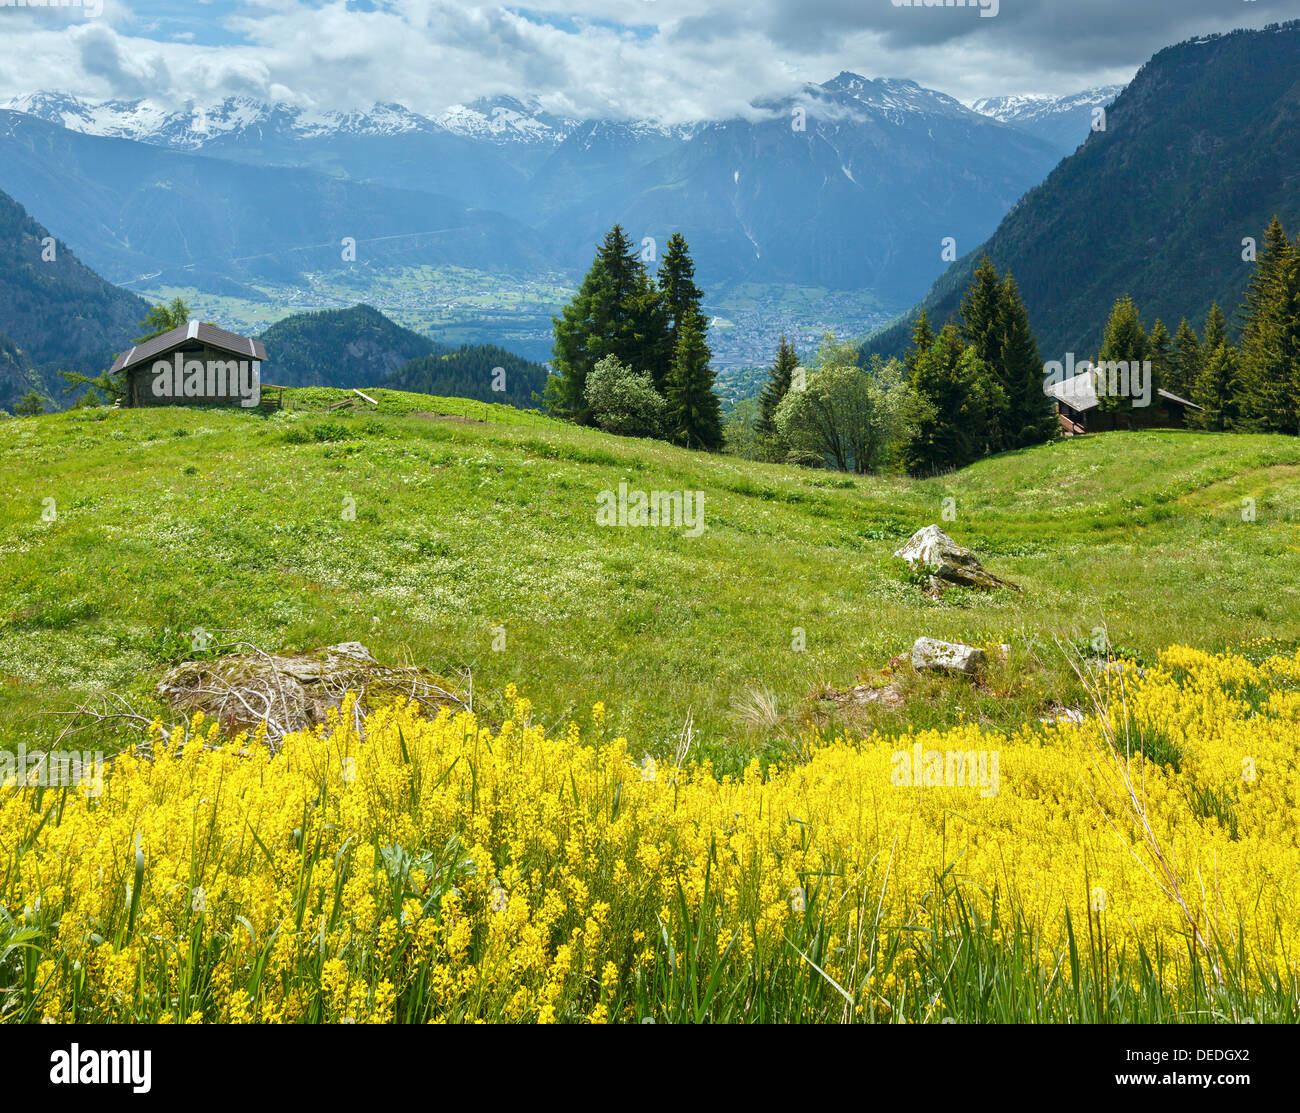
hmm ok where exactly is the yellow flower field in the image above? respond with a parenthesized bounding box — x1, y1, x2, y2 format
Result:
(1, 646, 1297, 1023)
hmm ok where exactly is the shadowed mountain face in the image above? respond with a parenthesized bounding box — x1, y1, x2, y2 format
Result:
(866, 22, 1300, 363)
(0, 186, 149, 411)
(254, 305, 450, 389)
(0, 75, 1061, 307)
(253, 304, 548, 410)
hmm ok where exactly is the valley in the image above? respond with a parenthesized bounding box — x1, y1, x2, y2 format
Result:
(136, 268, 902, 378)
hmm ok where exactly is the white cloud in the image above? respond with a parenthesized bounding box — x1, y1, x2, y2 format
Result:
(0, 0, 1293, 118)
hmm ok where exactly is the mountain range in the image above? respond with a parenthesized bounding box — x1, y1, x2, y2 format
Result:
(0, 109, 553, 293)
(0, 83, 1113, 166)
(0, 75, 1078, 314)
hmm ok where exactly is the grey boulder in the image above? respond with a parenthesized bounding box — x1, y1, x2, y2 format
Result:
(894, 525, 1021, 595)
(911, 637, 986, 677)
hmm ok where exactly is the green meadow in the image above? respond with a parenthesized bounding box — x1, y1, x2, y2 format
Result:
(2, 389, 1299, 771)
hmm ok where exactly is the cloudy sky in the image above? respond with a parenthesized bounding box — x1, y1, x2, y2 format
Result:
(0, 0, 1294, 118)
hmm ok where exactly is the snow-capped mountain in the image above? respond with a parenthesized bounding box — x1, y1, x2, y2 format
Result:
(972, 86, 1125, 154)
(0, 92, 443, 149)
(815, 74, 980, 122)
(1, 92, 182, 143)
(3, 79, 1085, 157)
(530, 70, 1060, 297)
(434, 95, 578, 146)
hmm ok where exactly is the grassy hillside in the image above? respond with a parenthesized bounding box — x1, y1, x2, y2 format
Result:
(2, 393, 1299, 771)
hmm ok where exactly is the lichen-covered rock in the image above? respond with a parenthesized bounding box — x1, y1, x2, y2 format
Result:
(911, 636, 986, 677)
(894, 525, 1021, 595)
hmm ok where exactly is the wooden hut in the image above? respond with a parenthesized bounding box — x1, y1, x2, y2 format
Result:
(110, 321, 279, 409)
(1046, 372, 1202, 435)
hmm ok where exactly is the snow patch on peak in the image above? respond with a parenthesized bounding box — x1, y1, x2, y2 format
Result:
(435, 96, 577, 145)
(972, 86, 1124, 125)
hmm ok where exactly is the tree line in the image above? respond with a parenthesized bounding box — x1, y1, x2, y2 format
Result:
(743, 258, 1056, 475)
(736, 214, 1300, 474)
(386, 344, 548, 409)
(1086, 217, 1300, 434)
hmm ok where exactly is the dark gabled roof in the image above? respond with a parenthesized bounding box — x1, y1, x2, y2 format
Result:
(110, 321, 266, 374)
(1157, 388, 1203, 410)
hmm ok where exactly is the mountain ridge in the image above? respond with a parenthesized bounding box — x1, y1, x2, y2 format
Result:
(863, 22, 1300, 365)
(971, 86, 1125, 154)
(0, 186, 149, 411)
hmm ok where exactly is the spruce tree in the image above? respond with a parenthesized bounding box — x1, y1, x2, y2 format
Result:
(546, 260, 613, 421)
(624, 274, 669, 392)
(1237, 217, 1299, 434)
(1095, 295, 1149, 414)
(1239, 217, 1292, 333)
(595, 224, 664, 378)
(657, 233, 706, 393)
(901, 325, 1003, 475)
(547, 224, 660, 422)
(757, 335, 798, 438)
(959, 256, 1002, 366)
(596, 223, 644, 311)
(996, 273, 1056, 448)
(1203, 302, 1228, 355)
(1169, 319, 1201, 399)
(1147, 319, 1172, 396)
(1192, 343, 1243, 431)
(959, 257, 1012, 449)
(904, 310, 935, 378)
(666, 313, 723, 451)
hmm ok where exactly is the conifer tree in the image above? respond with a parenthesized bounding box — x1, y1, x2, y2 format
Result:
(596, 223, 644, 309)
(1237, 217, 1299, 434)
(959, 256, 1010, 447)
(953, 260, 1052, 451)
(1203, 302, 1228, 355)
(546, 260, 610, 421)
(757, 335, 799, 440)
(656, 233, 706, 392)
(901, 325, 1003, 475)
(1169, 319, 1201, 398)
(547, 224, 660, 422)
(1147, 319, 1172, 396)
(1095, 295, 1149, 413)
(1192, 343, 1243, 431)
(996, 273, 1056, 448)
(666, 313, 723, 451)
(904, 310, 935, 378)
(959, 256, 1002, 367)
